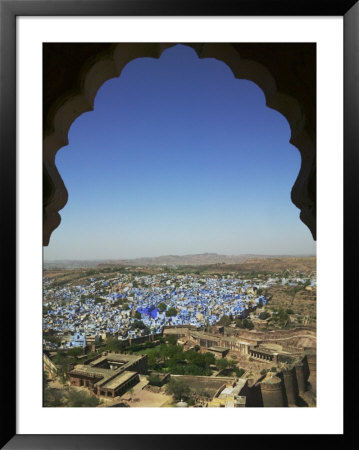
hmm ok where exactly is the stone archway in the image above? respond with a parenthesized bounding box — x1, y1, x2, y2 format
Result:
(43, 43, 316, 245)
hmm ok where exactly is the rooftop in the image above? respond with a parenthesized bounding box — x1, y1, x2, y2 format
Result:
(208, 346, 227, 353)
(69, 352, 145, 388)
(101, 370, 137, 390)
(89, 352, 142, 367)
(69, 365, 107, 377)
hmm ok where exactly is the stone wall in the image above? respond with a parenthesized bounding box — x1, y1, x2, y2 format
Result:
(306, 353, 316, 395)
(260, 376, 287, 407)
(250, 353, 315, 407)
(227, 327, 316, 342)
(125, 333, 163, 346)
(170, 374, 236, 396)
(282, 367, 299, 406)
(43, 353, 58, 377)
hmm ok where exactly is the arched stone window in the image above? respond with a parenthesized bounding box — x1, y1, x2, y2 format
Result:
(43, 43, 316, 245)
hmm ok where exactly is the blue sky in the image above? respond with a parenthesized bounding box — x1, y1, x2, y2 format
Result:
(44, 44, 316, 260)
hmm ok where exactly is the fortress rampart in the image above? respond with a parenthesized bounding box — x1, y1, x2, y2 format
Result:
(306, 353, 316, 395)
(43, 352, 58, 377)
(253, 354, 315, 407)
(225, 326, 316, 343)
(163, 325, 316, 346)
(294, 363, 306, 394)
(282, 367, 298, 406)
(260, 376, 286, 407)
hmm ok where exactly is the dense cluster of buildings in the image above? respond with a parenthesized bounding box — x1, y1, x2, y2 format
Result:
(43, 271, 315, 348)
(63, 325, 317, 406)
(43, 269, 316, 407)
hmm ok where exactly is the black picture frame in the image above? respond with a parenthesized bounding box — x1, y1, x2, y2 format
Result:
(1, 0, 357, 448)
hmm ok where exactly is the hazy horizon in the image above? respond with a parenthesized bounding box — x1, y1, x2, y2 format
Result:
(44, 251, 316, 263)
(44, 44, 316, 260)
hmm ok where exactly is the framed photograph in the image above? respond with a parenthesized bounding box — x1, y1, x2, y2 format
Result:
(1, 0, 356, 448)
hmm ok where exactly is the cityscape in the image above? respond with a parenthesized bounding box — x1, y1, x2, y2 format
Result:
(43, 255, 316, 408)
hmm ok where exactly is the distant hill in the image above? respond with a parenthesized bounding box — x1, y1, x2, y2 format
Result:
(201, 257, 316, 274)
(44, 253, 315, 269)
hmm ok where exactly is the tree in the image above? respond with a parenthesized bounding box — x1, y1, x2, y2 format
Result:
(259, 312, 270, 320)
(52, 349, 76, 383)
(43, 387, 64, 407)
(243, 319, 254, 330)
(148, 373, 162, 386)
(166, 307, 177, 317)
(67, 390, 100, 407)
(67, 347, 83, 357)
(147, 353, 157, 370)
(215, 358, 229, 371)
(199, 389, 211, 399)
(134, 311, 142, 320)
(105, 337, 125, 353)
(43, 333, 62, 346)
(235, 319, 244, 328)
(288, 285, 303, 305)
(166, 334, 177, 346)
(218, 315, 232, 327)
(235, 367, 245, 377)
(203, 352, 215, 366)
(158, 302, 167, 312)
(277, 307, 289, 327)
(166, 378, 191, 401)
(131, 319, 148, 331)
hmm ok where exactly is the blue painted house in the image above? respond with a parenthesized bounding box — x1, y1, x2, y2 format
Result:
(70, 332, 86, 348)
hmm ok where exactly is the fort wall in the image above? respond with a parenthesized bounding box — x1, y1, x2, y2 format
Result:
(295, 363, 306, 394)
(306, 353, 316, 395)
(260, 376, 287, 407)
(225, 326, 316, 343)
(164, 325, 316, 347)
(282, 367, 298, 406)
(43, 353, 58, 378)
(250, 352, 314, 407)
(246, 383, 263, 407)
(125, 333, 163, 346)
(170, 374, 236, 396)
